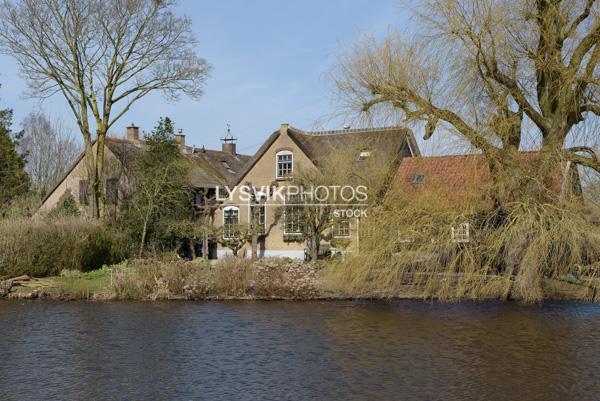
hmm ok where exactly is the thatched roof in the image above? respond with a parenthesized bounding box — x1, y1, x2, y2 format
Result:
(232, 125, 419, 185)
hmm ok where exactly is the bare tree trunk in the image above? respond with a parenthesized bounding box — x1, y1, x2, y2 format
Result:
(251, 206, 258, 259)
(310, 233, 320, 261)
(83, 136, 98, 218)
(202, 237, 209, 259)
(202, 206, 211, 259)
(139, 217, 150, 258)
(96, 130, 107, 218)
(189, 238, 196, 259)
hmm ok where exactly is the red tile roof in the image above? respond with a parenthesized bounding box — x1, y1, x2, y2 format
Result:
(387, 152, 561, 208)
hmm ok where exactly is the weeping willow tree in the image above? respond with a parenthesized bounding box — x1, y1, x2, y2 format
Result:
(330, 0, 600, 302)
(334, 0, 599, 205)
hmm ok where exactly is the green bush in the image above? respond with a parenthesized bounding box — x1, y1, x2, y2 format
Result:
(48, 194, 81, 218)
(0, 217, 127, 277)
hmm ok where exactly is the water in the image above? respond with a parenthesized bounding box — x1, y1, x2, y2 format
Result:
(0, 300, 599, 401)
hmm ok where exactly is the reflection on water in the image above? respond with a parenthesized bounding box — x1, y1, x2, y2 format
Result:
(0, 300, 599, 400)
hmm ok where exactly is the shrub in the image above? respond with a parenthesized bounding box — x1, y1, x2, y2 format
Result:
(110, 257, 319, 300)
(212, 257, 252, 297)
(0, 217, 127, 277)
(111, 259, 210, 300)
(253, 258, 318, 298)
(48, 194, 80, 218)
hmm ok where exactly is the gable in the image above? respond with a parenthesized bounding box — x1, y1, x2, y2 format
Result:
(37, 141, 125, 215)
(233, 124, 419, 187)
(234, 130, 316, 187)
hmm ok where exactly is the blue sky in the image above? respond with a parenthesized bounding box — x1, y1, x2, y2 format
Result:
(0, 0, 417, 155)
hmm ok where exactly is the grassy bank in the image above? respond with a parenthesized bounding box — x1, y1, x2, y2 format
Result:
(3, 257, 599, 302)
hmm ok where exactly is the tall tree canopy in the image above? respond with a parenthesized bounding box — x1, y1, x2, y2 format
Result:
(334, 0, 600, 204)
(0, 0, 211, 217)
(0, 108, 29, 209)
(126, 117, 192, 257)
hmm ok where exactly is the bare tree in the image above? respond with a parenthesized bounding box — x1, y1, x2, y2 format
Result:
(218, 224, 251, 258)
(333, 0, 600, 205)
(290, 144, 392, 261)
(19, 110, 80, 197)
(0, 0, 211, 217)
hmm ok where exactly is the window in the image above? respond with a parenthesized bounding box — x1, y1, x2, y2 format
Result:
(357, 151, 371, 161)
(194, 191, 203, 206)
(249, 205, 266, 235)
(334, 219, 351, 238)
(105, 178, 118, 205)
(276, 151, 293, 178)
(284, 195, 304, 235)
(221, 160, 236, 174)
(223, 206, 240, 238)
(79, 180, 89, 205)
(451, 223, 470, 243)
(412, 174, 425, 185)
(397, 231, 414, 244)
(195, 189, 216, 206)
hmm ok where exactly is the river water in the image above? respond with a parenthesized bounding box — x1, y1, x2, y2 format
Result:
(0, 300, 599, 400)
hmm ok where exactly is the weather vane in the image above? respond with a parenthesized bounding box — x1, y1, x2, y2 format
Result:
(222, 123, 236, 143)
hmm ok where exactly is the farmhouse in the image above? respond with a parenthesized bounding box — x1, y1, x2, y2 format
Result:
(39, 122, 421, 259)
(214, 123, 419, 258)
(37, 125, 251, 224)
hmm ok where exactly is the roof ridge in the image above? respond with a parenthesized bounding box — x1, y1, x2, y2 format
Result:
(200, 147, 251, 155)
(293, 126, 407, 136)
(406, 150, 542, 160)
(106, 136, 138, 143)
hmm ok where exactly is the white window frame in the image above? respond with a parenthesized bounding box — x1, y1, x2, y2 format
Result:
(397, 230, 415, 244)
(283, 194, 304, 235)
(451, 222, 470, 243)
(357, 150, 371, 161)
(248, 202, 266, 235)
(222, 206, 240, 239)
(333, 219, 351, 238)
(276, 150, 293, 179)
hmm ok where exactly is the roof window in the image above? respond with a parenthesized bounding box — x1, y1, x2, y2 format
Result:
(221, 160, 236, 174)
(357, 151, 371, 161)
(412, 174, 425, 185)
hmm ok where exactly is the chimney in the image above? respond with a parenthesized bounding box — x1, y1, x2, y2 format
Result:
(126, 123, 139, 142)
(222, 140, 236, 155)
(280, 123, 289, 136)
(221, 124, 237, 155)
(175, 129, 185, 146)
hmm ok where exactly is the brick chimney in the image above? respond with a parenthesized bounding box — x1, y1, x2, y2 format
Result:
(175, 129, 185, 146)
(222, 141, 236, 155)
(221, 124, 237, 155)
(126, 124, 139, 142)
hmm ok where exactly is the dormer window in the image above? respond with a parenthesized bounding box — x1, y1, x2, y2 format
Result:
(221, 160, 235, 174)
(357, 151, 371, 161)
(276, 151, 293, 179)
